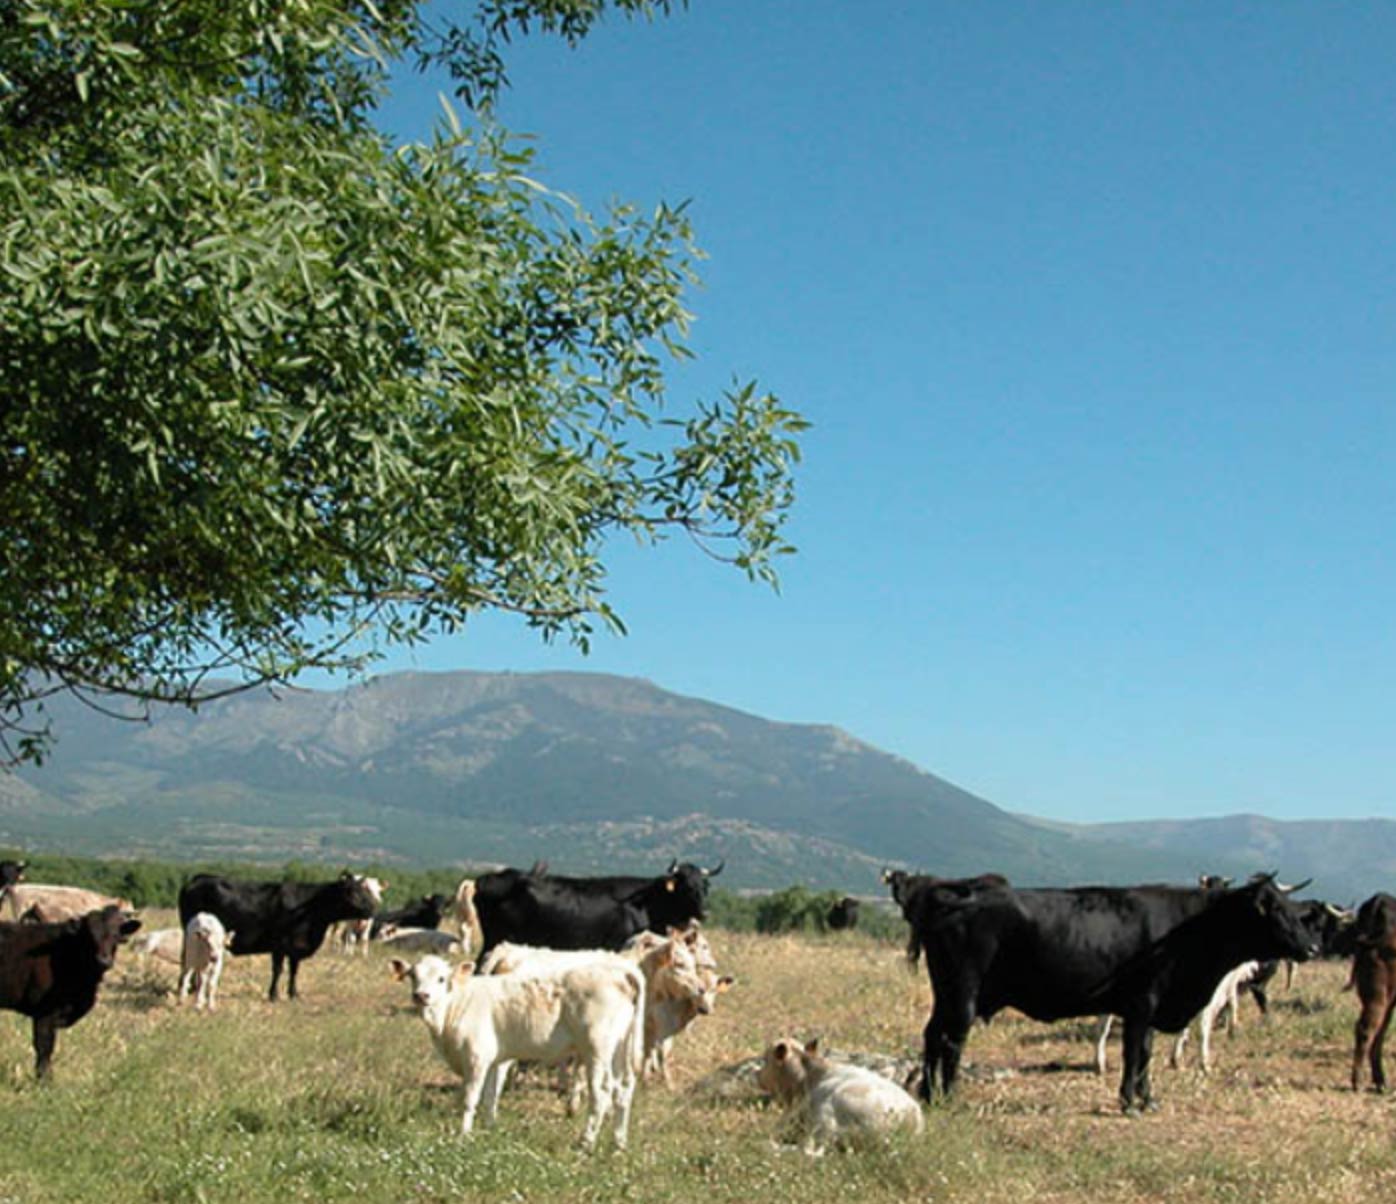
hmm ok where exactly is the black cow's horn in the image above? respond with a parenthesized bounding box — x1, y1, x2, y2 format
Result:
(666, 859, 679, 875)
(1278, 878, 1311, 894)
(701, 859, 724, 878)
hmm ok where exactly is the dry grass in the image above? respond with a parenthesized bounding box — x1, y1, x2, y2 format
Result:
(0, 916, 1391, 1202)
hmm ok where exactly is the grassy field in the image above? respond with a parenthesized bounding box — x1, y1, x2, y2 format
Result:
(0, 918, 1390, 1203)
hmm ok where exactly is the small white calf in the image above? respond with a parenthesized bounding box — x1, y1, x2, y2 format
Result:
(758, 1037, 924, 1155)
(379, 926, 464, 956)
(179, 912, 230, 1011)
(392, 954, 645, 1150)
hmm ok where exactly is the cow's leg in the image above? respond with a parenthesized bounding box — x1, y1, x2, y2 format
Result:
(287, 956, 301, 1000)
(937, 993, 977, 1097)
(1119, 1017, 1155, 1113)
(1169, 1024, 1188, 1071)
(611, 1054, 637, 1152)
(459, 1061, 490, 1135)
(268, 952, 284, 1002)
(1353, 967, 1388, 1091)
(31, 1016, 58, 1080)
(482, 1061, 511, 1125)
(579, 1055, 615, 1152)
(1371, 992, 1396, 1093)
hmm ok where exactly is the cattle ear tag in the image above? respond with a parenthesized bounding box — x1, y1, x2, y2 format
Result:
(665, 879, 677, 893)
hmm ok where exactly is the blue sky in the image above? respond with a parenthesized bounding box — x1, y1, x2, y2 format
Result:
(362, 2, 1396, 824)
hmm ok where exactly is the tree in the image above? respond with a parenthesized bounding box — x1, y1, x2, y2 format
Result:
(0, 1, 805, 763)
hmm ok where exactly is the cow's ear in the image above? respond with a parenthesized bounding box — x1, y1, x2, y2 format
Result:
(772, 1041, 791, 1062)
(119, 918, 142, 938)
(389, 958, 411, 982)
(716, 975, 737, 992)
(804, 1037, 821, 1056)
(453, 961, 475, 987)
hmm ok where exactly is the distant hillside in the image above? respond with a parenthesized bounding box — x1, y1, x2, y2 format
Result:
(4, 670, 1391, 895)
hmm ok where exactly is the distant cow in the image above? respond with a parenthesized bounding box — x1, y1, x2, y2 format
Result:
(4, 882, 133, 922)
(333, 876, 388, 955)
(758, 1036, 923, 1155)
(0, 904, 141, 1077)
(391, 953, 646, 1150)
(826, 897, 860, 931)
(370, 893, 451, 941)
(178, 871, 378, 1001)
(0, 859, 26, 909)
(455, 860, 723, 958)
(379, 926, 465, 956)
(179, 912, 231, 1011)
(892, 872, 1316, 1112)
(1349, 892, 1396, 1091)
(129, 927, 185, 965)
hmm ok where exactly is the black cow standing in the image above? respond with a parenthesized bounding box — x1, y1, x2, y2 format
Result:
(826, 897, 860, 931)
(179, 872, 378, 1001)
(457, 859, 722, 957)
(892, 872, 1317, 1112)
(0, 903, 141, 1077)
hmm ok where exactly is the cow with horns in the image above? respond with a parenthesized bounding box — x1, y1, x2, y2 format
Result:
(455, 859, 723, 958)
(888, 870, 1318, 1113)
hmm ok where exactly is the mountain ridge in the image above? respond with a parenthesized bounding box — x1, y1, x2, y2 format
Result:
(5, 669, 1390, 898)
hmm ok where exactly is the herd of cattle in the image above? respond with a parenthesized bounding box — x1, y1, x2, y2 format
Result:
(2, 854, 1396, 1150)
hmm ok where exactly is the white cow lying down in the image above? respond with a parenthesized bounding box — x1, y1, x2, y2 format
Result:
(392, 954, 645, 1151)
(758, 1036, 924, 1155)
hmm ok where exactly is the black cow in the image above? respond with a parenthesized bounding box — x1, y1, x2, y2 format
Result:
(0, 903, 141, 1077)
(457, 859, 723, 956)
(178, 872, 378, 1001)
(894, 872, 1316, 1112)
(370, 893, 451, 939)
(826, 897, 860, 931)
(0, 859, 25, 910)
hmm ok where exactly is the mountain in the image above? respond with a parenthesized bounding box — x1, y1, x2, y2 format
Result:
(4, 670, 1391, 896)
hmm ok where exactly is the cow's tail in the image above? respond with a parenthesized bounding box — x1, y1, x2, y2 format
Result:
(622, 962, 647, 1077)
(453, 879, 482, 957)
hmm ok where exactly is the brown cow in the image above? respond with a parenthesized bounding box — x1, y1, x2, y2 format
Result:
(1350, 892, 1396, 1091)
(0, 904, 141, 1077)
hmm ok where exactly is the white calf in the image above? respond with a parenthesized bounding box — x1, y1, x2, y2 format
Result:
(758, 1036, 924, 1155)
(392, 955, 645, 1150)
(179, 912, 230, 1011)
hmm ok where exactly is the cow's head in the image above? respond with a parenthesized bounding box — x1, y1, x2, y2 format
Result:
(757, 1036, 823, 1107)
(391, 954, 471, 1015)
(646, 861, 720, 926)
(334, 871, 380, 920)
(73, 904, 142, 969)
(1228, 874, 1319, 962)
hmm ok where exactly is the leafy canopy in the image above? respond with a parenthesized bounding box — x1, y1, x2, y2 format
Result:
(0, 1, 805, 763)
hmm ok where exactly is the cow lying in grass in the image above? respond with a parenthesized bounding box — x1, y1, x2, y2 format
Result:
(392, 954, 645, 1151)
(758, 1036, 924, 1155)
